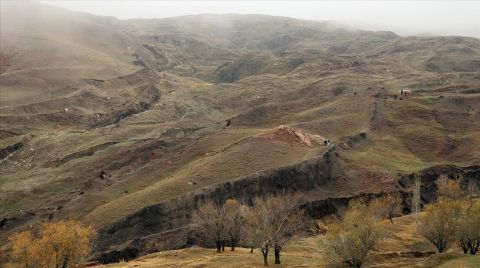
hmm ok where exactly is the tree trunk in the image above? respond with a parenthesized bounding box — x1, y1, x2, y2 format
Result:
(216, 240, 222, 253)
(469, 242, 479, 255)
(231, 239, 236, 251)
(462, 245, 469, 254)
(274, 247, 281, 264)
(389, 216, 394, 224)
(436, 241, 446, 253)
(262, 247, 269, 266)
(348, 260, 362, 268)
(221, 240, 225, 252)
(250, 247, 254, 253)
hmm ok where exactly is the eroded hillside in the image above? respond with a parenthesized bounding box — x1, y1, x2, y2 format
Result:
(1, 1, 479, 263)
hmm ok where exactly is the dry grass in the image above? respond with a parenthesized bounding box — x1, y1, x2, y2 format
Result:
(2, 3, 480, 264)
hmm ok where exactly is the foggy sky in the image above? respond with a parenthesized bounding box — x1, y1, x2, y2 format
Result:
(39, 1, 480, 38)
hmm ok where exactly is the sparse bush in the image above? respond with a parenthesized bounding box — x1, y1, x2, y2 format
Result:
(325, 200, 385, 268)
(457, 200, 480, 255)
(9, 220, 95, 268)
(419, 179, 479, 255)
(371, 193, 403, 223)
(417, 198, 463, 253)
(436, 175, 466, 201)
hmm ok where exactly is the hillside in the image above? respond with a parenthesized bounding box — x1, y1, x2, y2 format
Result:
(1, 1, 480, 265)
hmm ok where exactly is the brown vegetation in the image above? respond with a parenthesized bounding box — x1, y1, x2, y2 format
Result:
(2, 1, 480, 264)
(224, 199, 247, 251)
(371, 193, 403, 223)
(418, 179, 480, 254)
(8, 220, 95, 268)
(458, 200, 480, 255)
(325, 199, 386, 268)
(192, 193, 305, 266)
(436, 175, 466, 201)
(417, 198, 462, 253)
(248, 192, 304, 266)
(192, 201, 227, 253)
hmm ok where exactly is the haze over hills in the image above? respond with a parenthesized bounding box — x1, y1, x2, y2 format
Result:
(1, 1, 479, 265)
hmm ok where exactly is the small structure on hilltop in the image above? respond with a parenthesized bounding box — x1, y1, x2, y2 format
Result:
(400, 89, 412, 97)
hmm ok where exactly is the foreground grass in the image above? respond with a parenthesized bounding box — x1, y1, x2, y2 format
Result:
(99, 246, 325, 268)
(426, 252, 480, 268)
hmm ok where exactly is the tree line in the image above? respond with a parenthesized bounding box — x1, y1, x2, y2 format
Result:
(192, 192, 305, 266)
(192, 177, 479, 267)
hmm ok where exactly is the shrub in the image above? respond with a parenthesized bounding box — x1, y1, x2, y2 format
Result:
(9, 220, 95, 268)
(325, 200, 385, 268)
(417, 198, 463, 253)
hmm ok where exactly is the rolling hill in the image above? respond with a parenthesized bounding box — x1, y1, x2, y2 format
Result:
(1, 1, 479, 265)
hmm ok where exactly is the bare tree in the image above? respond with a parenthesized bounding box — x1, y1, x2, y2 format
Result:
(272, 210, 305, 264)
(325, 199, 385, 268)
(244, 206, 261, 253)
(412, 174, 421, 214)
(371, 193, 403, 223)
(466, 180, 479, 199)
(436, 175, 465, 201)
(223, 199, 247, 251)
(192, 200, 226, 253)
(249, 192, 303, 266)
(417, 199, 463, 253)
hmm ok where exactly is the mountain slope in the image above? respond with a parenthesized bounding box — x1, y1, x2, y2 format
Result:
(1, 2, 479, 264)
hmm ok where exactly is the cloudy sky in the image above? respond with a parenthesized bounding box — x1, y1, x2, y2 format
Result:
(39, 1, 480, 38)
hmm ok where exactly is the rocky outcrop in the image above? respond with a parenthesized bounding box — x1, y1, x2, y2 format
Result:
(273, 125, 324, 147)
(397, 164, 480, 212)
(92, 84, 160, 128)
(0, 140, 23, 161)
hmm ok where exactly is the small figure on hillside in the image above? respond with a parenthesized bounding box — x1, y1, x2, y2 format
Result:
(394, 94, 398, 100)
(99, 170, 108, 179)
(226, 119, 231, 127)
(400, 89, 404, 96)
